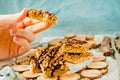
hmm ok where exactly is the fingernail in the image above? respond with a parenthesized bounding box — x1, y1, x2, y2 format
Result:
(10, 29, 16, 34)
(15, 37, 19, 41)
(20, 8, 27, 15)
(20, 9, 24, 14)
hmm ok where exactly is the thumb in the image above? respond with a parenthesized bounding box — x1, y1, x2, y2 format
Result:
(15, 8, 27, 23)
(0, 8, 27, 25)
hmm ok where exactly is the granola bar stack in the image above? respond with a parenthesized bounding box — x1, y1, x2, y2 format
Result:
(62, 37, 92, 64)
(30, 46, 69, 78)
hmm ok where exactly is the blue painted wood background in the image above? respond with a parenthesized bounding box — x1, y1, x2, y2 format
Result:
(0, 0, 120, 36)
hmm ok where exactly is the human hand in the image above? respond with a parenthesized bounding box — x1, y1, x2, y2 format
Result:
(0, 8, 51, 60)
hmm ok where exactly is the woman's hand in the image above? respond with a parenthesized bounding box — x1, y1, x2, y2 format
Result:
(0, 8, 51, 60)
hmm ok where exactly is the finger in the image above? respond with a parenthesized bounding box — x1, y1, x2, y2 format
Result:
(25, 22, 51, 34)
(13, 36, 31, 56)
(16, 8, 28, 23)
(15, 21, 25, 29)
(23, 17, 41, 26)
(10, 29, 35, 42)
(16, 17, 40, 29)
(0, 8, 27, 25)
